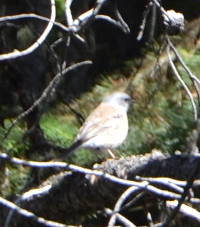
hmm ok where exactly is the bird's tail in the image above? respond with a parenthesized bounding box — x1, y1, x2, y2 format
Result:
(54, 140, 82, 161)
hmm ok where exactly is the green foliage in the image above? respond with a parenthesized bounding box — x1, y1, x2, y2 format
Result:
(40, 46, 197, 162)
(0, 121, 29, 156)
(0, 122, 30, 197)
(40, 110, 78, 148)
(55, 0, 65, 18)
(0, 165, 30, 197)
(121, 93, 192, 156)
(0, 43, 197, 168)
(0, 41, 198, 199)
(40, 108, 100, 166)
(40, 95, 119, 166)
(178, 49, 200, 77)
(121, 48, 195, 156)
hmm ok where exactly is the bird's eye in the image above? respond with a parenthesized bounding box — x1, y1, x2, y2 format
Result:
(124, 97, 135, 104)
(124, 98, 131, 102)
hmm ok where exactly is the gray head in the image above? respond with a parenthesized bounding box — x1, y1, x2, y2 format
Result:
(103, 92, 133, 112)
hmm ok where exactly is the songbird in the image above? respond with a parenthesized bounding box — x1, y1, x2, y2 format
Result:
(56, 92, 134, 160)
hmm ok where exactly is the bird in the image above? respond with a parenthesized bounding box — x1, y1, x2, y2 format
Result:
(55, 92, 134, 160)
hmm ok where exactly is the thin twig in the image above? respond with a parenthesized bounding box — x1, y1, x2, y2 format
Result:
(0, 0, 56, 61)
(4, 185, 52, 227)
(1, 61, 92, 142)
(136, 176, 185, 193)
(157, 158, 200, 227)
(166, 200, 200, 222)
(166, 43, 198, 121)
(108, 186, 140, 226)
(96, 15, 130, 33)
(0, 196, 67, 227)
(0, 152, 183, 200)
(105, 208, 136, 227)
(146, 210, 154, 227)
(65, 0, 73, 27)
(72, 0, 107, 32)
(0, 13, 69, 32)
(151, 0, 171, 19)
(114, 5, 130, 33)
(137, 1, 153, 40)
(167, 37, 200, 104)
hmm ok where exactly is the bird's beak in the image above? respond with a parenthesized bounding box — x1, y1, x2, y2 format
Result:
(130, 98, 136, 104)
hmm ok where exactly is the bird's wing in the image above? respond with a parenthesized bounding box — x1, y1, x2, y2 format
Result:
(75, 103, 127, 143)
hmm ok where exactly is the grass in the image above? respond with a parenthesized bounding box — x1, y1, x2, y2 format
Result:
(0, 44, 198, 195)
(39, 58, 194, 162)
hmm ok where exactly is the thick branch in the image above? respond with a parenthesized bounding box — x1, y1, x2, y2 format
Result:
(1, 150, 200, 226)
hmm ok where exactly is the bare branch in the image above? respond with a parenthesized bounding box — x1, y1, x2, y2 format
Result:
(72, 0, 108, 32)
(166, 42, 198, 121)
(0, 152, 184, 201)
(1, 151, 200, 225)
(105, 208, 136, 227)
(137, 1, 153, 40)
(0, 0, 56, 61)
(114, 5, 130, 33)
(65, 0, 74, 27)
(0, 196, 67, 227)
(1, 60, 92, 142)
(136, 176, 184, 193)
(167, 37, 200, 103)
(166, 200, 200, 222)
(146, 210, 154, 227)
(157, 153, 200, 227)
(108, 186, 139, 226)
(96, 15, 130, 33)
(4, 185, 53, 227)
(0, 13, 69, 32)
(136, 176, 187, 187)
(151, 0, 171, 19)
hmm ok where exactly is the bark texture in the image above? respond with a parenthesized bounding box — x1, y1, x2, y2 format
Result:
(1, 150, 200, 226)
